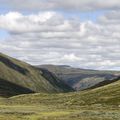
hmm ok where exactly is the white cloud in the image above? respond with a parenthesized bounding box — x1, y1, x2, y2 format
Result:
(1, 0, 120, 11)
(0, 11, 120, 70)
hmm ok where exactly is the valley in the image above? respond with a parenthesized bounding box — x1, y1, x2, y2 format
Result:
(0, 53, 120, 120)
(39, 65, 120, 90)
(0, 1, 120, 119)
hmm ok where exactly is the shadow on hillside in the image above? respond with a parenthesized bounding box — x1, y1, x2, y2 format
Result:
(0, 55, 29, 75)
(0, 78, 34, 98)
(87, 76, 120, 90)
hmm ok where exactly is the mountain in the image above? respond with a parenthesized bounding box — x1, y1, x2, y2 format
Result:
(38, 64, 120, 90)
(0, 53, 73, 97)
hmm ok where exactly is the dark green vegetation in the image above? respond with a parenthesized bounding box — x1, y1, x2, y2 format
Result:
(0, 78, 120, 120)
(39, 64, 120, 90)
(0, 78, 34, 97)
(0, 53, 73, 97)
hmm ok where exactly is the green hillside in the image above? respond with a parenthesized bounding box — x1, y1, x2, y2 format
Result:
(0, 53, 73, 97)
(8, 77, 120, 106)
(39, 64, 120, 90)
(0, 78, 120, 120)
(81, 78, 120, 105)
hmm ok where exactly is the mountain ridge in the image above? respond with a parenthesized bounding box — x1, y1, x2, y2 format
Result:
(0, 53, 73, 97)
(38, 64, 120, 90)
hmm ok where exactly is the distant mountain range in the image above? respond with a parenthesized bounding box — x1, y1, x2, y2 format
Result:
(0, 53, 73, 97)
(38, 64, 120, 90)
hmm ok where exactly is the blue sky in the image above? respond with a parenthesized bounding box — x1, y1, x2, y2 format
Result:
(0, 30, 8, 40)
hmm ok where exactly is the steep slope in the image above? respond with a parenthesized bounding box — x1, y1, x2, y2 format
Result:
(0, 53, 73, 97)
(38, 64, 120, 90)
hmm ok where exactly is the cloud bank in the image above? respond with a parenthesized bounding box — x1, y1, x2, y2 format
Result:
(0, 11, 120, 70)
(1, 0, 120, 11)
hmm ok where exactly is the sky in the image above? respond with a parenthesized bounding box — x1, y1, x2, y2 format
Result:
(0, 0, 120, 70)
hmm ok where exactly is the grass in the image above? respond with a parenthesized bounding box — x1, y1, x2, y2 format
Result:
(0, 79, 120, 120)
(0, 104, 120, 120)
